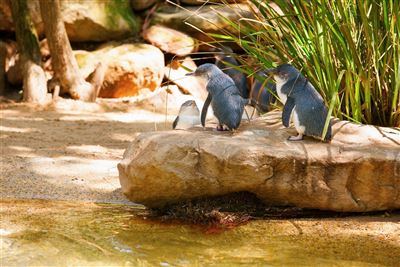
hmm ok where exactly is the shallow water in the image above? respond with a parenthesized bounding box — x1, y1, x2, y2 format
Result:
(1, 199, 399, 266)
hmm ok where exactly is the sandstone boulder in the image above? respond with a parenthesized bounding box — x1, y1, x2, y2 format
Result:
(74, 43, 164, 98)
(164, 57, 208, 101)
(61, 0, 141, 42)
(131, 0, 158, 11)
(151, 4, 254, 43)
(143, 25, 196, 57)
(99, 43, 164, 98)
(118, 112, 400, 212)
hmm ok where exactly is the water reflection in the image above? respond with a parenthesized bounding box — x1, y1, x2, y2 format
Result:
(1, 199, 399, 266)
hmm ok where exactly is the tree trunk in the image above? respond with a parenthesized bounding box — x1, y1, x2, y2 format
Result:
(10, 0, 47, 104)
(0, 41, 7, 96)
(39, 0, 97, 101)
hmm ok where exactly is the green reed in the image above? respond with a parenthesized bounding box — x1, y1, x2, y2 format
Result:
(209, 0, 399, 127)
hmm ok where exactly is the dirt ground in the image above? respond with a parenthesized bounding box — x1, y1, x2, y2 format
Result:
(0, 98, 176, 204)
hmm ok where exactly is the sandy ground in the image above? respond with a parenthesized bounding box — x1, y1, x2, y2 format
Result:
(1, 98, 399, 249)
(1, 98, 176, 204)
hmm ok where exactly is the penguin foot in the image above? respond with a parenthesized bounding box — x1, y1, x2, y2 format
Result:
(288, 134, 304, 141)
(216, 124, 224, 131)
(217, 124, 231, 131)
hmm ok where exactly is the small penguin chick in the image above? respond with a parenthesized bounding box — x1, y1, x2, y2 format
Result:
(172, 100, 201, 130)
(265, 64, 332, 142)
(186, 63, 246, 131)
(213, 45, 249, 99)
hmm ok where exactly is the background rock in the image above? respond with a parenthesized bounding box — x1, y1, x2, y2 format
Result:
(143, 25, 196, 56)
(180, 0, 248, 5)
(131, 0, 158, 11)
(118, 112, 400, 212)
(164, 57, 207, 101)
(131, 85, 194, 115)
(0, 0, 141, 42)
(0, 0, 14, 32)
(95, 43, 165, 98)
(61, 0, 141, 42)
(151, 4, 254, 44)
(0, 0, 42, 33)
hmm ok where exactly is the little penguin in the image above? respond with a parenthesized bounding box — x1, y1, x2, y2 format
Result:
(213, 46, 249, 99)
(172, 100, 201, 130)
(265, 64, 332, 141)
(186, 63, 246, 131)
(250, 70, 277, 113)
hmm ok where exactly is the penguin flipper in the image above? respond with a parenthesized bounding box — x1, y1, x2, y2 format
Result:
(282, 97, 295, 127)
(172, 116, 179, 129)
(201, 94, 212, 127)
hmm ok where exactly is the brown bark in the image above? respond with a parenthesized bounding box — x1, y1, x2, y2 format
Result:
(39, 0, 97, 101)
(10, 0, 47, 103)
(0, 41, 6, 95)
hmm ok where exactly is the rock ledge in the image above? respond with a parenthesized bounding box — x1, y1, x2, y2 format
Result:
(118, 112, 400, 212)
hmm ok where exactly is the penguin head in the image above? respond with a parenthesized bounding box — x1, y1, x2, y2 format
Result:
(212, 45, 234, 61)
(266, 64, 300, 83)
(185, 63, 221, 79)
(179, 100, 199, 116)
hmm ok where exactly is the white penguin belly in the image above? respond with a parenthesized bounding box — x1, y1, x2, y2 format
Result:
(275, 79, 287, 104)
(175, 115, 200, 129)
(292, 106, 306, 134)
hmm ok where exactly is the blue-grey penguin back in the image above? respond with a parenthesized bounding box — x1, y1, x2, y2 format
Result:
(294, 86, 332, 141)
(268, 64, 332, 141)
(214, 46, 249, 99)
(288, 75, 332, 141)
(190, 63, 245, 130)
(206, 65, 245, 130)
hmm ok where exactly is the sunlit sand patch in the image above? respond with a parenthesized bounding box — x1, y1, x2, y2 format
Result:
(26, 156, 120, 190)
(0, 126, 39, 133)
(57, 111, 176, 124)
(66, 145, 111, 154)
(1, 116, 45, 121)
(6, 146, 34, 152)
(111, 133, 138, 142)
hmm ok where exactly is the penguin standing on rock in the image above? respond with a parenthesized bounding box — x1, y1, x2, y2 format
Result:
(265, 64, 332, 141)
(186, 63, 246, 131)
(172, 100, 201, 130)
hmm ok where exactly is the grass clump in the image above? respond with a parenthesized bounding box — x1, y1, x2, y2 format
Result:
(208, 0, 399, 127)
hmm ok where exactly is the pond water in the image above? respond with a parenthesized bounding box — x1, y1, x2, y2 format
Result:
(1, 199, 399, 266)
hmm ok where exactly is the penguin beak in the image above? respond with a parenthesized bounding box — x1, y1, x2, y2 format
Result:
(265, 68, 277, 76)
(185, 72, 194, 76)
(201, 94, 212, 128)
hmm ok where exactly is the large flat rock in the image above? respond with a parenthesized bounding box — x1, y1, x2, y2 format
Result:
(118, 112, 400, 212)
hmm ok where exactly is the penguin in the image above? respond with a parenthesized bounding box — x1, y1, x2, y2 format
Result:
(265, 64, 332, 141)
(250, 70, 277, 113)
(213, 46, 249, 99)
(172, 100, 201, 130)
(185, 63, 246, 131)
